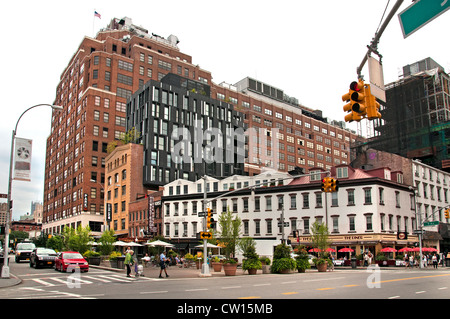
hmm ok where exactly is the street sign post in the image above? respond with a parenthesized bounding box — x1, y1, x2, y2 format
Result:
(200, 231, 212, 239)
(398, 0, 450, 38)
(423, 221, 439, 227)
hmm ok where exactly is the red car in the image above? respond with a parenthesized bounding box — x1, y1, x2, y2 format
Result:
(55, 251, 89, 273)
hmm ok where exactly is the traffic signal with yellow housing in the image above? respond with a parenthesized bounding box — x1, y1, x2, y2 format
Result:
(321, 177, 332, 192)
(330, 178, 339, 192)
(364, 84, 381, 120)
(445, 209, 449, 219)
(342, 80, 366, 122)
(206, 207, 214, 229)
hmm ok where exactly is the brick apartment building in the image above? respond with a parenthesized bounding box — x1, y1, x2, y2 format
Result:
(43, 16, 363, 237)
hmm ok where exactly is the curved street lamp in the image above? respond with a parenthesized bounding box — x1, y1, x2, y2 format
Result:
(1, 104, 63, 278)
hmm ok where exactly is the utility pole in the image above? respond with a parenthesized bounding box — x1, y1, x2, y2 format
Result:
(200, 175, 211, 277)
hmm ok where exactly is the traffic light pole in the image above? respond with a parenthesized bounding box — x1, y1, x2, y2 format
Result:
(200, 175, 211, 277)
(356, 0, 404, 79)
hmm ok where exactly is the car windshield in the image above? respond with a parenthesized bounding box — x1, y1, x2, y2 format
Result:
(63, 253, 83, 259)
(17, 243, 35, 250)
(37, 249, 57, 255)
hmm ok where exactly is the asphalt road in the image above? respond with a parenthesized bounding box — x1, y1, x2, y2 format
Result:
(2, 260, 450, 301)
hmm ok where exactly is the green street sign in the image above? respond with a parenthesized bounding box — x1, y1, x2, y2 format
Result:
(424, 221, 439, 227)
(398, 0, 450, 38)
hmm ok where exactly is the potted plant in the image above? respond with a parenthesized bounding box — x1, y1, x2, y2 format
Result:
(109, 251, 122, 268)
(184, 253, 196, 268)
(243, 258, 262, 275)
(271, 243, 296, 274)
(239, 238, 261, 275)
(217, 208, 242, 276)
(294, 248, 311, 273)
(84, 250, 101, 266)
(211, 256, 223, 272)
(310, 221, 332, 272)
(260, 257, 271, 274)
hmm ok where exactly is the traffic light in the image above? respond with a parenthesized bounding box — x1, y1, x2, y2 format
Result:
(445, 209, 449, 219)
(342, 80, 366, 122)
(206, 208, 214, 229)
(330, 178, 339, 192)
(321, 177, 332, 192)
(364, 84, 382, 120)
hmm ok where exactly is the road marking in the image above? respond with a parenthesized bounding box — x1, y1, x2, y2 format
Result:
(221, 286, 241, 289)
(317, 287, 335, 291)
(140, 291, 169, 294)
(282, 292, 299, 295)
(416, 291, 426, 294)
(83, 275, 112, 283)
(438, 287, 448, 290)
(388, 296, 401, 299)
(32, 279, 55, 287)
(281, 281, 296, 284)
(186, 288, 208, 292)
(374, 273, 450, 285)
(304, 277, 345, 282)
(344, 284, 359, 287)
(253, 283, 271, 287)
(239, 296, 261, 299)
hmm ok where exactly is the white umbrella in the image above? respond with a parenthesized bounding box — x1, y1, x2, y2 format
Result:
(195, 243, 220, 248)
(145, 240, 174, 247)
(88, 241, 99, 246)
(127, 242, 143, 247)
(113, 240, 128, 246)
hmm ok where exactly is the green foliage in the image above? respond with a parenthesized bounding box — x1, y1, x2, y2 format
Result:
(271, 258, 297, 273)
(83, 250, 100, 257)
(259, 256, 271, 265)
(310, 221, 332, 259)
(98, 229, 115, 255)
(217, 207, 242, 261)
(109, 251, 122, 260)
(47, 235, 64, 252)
(273, 243, 291, 259)
(243, 258, 262, 270)
(296, 258, 311, 270)
(62, 225, 92, 253)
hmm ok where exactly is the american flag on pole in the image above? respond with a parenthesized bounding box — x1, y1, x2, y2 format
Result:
(94, 11, 101, 19)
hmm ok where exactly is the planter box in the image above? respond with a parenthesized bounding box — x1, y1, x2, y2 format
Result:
(88, 256, 101, 266)
(262, 265, 270, 274)
(211, 262, 222, 272)
(223, 263, 237, 276)
(317, 263, 328, 272)
(109, 260, 118, 268)
(248, 268, 258, 275)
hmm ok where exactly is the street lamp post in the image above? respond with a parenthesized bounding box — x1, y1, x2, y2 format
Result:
(1, 104, 63, 279)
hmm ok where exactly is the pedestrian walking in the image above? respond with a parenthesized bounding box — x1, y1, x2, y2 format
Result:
(432, 254, 438, 269)
(159, 251, 169, 278)
(125, 250, 135, 277)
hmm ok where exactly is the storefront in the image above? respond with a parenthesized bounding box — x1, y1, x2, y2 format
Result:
(291, 233, 419, 258)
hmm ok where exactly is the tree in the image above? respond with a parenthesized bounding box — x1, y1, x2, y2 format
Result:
(62, 225, 92, 253)
(310, 221, 332, 260)
(217, 208, 242, 261)
(107, 127, 141, 153)
(98, 229, 115, 256)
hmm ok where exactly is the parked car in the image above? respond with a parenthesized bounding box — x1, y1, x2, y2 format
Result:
(55, 251, 89, 273)
(15, 242, 36, 263)
(30, 248, 57, 269)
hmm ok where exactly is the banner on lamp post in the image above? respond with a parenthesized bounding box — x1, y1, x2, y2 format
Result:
(13, 137, 32, 181)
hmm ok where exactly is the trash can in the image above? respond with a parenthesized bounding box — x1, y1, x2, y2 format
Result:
(351, 257, 357, 269)
(116, 256, 125, 269)
(446, 259, 450, 267)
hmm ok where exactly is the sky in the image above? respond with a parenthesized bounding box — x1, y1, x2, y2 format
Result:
(0, 0, 449, 221)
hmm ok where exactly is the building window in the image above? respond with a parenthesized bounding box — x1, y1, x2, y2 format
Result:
(364, 188, 372, 205)
(348, 216, 355, 232)
(366, 215, 373, 231)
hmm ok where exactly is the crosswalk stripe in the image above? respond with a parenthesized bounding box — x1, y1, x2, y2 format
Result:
(32, 279, 55, 287)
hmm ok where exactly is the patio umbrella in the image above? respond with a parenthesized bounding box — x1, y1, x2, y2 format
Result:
(380, 247, 397, 252)
(326, 248, 336, 252)
(398, 247, 413, 252)
(195, 243, 220, 248)
(338, 248, 354, 252)
(145, 240, 174, 248)
(113, 240, 128, 246)
(308, 248, 322, 252)
(126, 241, 143, 247)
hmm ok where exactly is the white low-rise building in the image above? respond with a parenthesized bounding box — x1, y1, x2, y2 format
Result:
(162, 166, 419, 260)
